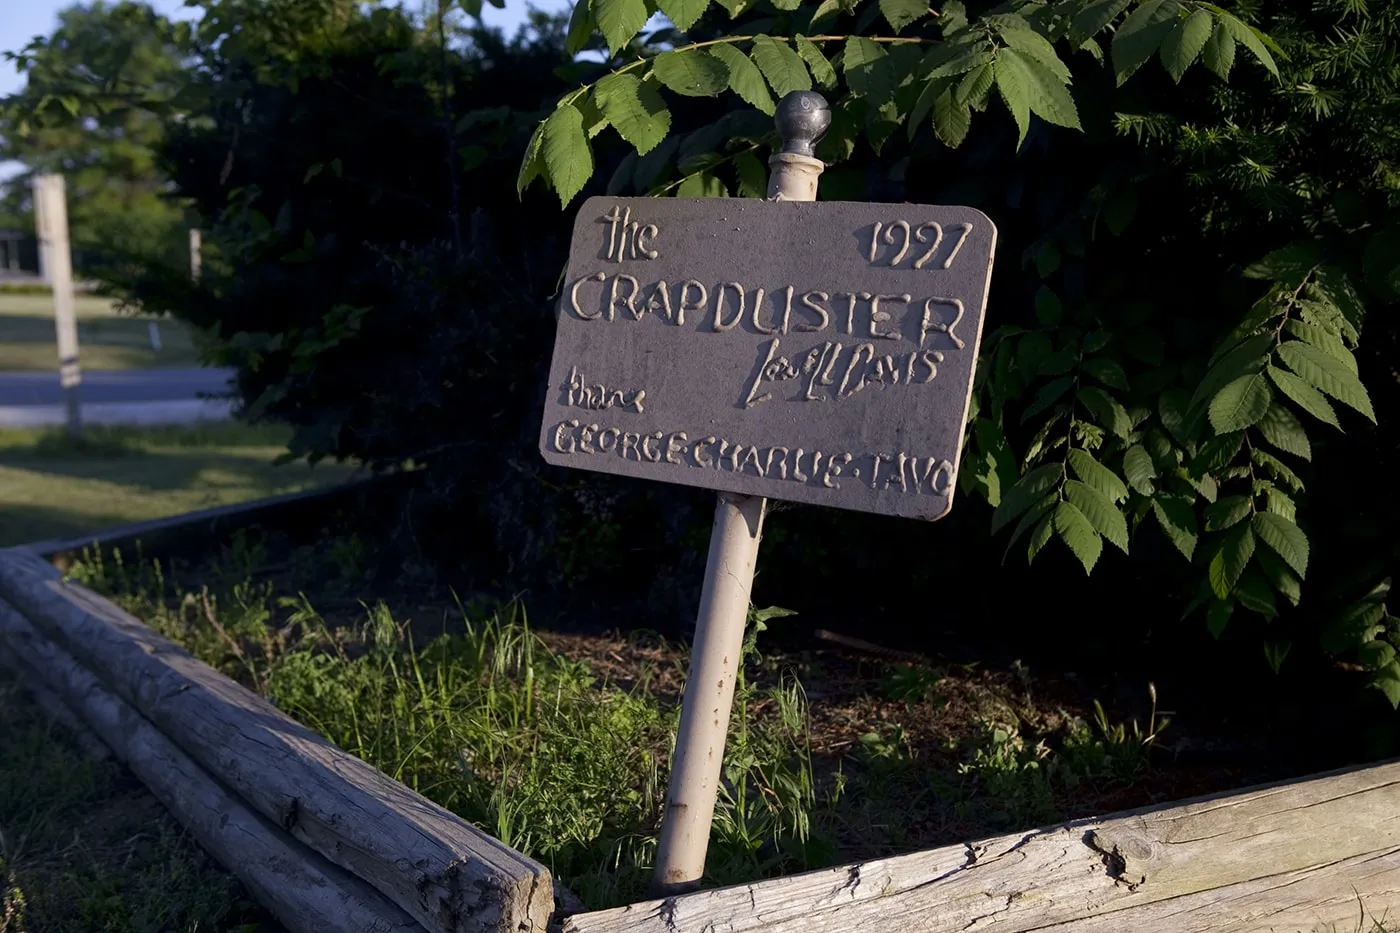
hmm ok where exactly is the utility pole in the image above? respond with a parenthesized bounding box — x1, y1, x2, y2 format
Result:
(33, 174, 82, 440)
(189, 227, 202, 282)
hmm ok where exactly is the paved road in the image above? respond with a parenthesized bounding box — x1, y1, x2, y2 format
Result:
(0, 367, 236, 406)
(0, 367, 237, 427)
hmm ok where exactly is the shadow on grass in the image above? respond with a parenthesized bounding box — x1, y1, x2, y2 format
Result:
(0, 313, 201, 370)
(0, 503, 149, 547)
(0, 313, 196, 350)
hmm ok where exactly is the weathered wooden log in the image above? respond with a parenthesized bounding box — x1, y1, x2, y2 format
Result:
(564, 758, 1400, 933)
(0, 599, 423, 933)
(0, 549, 554, 933)
(0, 633, 111, 761)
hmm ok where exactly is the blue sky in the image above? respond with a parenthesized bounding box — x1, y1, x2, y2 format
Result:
(0, 0, 568, 97)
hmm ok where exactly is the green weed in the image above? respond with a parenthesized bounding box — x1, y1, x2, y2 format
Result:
(68, 550, 827, 908)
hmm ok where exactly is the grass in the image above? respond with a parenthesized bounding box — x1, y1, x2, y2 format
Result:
(65, 537, 1194, 910)
(0, 292, 202, 371)
(0, 423, 355, 548)
(0, 672, 280, 932)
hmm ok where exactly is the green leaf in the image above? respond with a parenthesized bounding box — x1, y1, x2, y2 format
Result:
(1152, 495, 1197, 560)
(930, 46, 995, 79)
(1243, 241, 1321, 284)
(1358, 640, 1396, 670)
(956, 62, 995, 105)
(1067, 449, 1129, 503)
(1201, 20, 1235, 79)
(1263, 639, 1291, 674)
(795, 36, 837, 88)
(1216, 10, 1278, 77)
(653, 48, 731, 97)
(1027, 512, 1056, 563)
(657, 0, 710, 31)
(677, 172, 727, 197)
(1264, 487, 1296, 522)
(1004, 492, 1058, 559)
(991, 463, 1065, 534)
(908, 77, 943, 140)
(1209, 522, 1256, 599)
(1123, 445, 1156, 495)
(595, 74, 672, 156)
(1372, 663, 1400, 709)
(1267, 365, 1340, 430)
(1257, 548, 1302, 607)
(1313, 267, 1367, 338)
(1070, 0, 1131, 44)
(595, 0, 649, 53)
(734, 150, 767, 198)
(1323, 591, 1387, 655)
(993, 52, 1031, 146)
(1255, 402, 1310, 461)
(1158, 388, 1197, 446)
(1189, 335, 1272, 414)
(1079, 386, 1132, 438)
(1208, 372, 1272, 433)
(1251, 448, 1304, 493)
(1190, 431, 1243, 475)
(1112, 0, 1179, 85)
(1083, 357, 1128, 391)
(1065, 480, 1128, 552)
(999, 25, 1070, 82)
(997, 47, 1081, 131)
(709, 43, 775, 115)
(1276, 342, 1376, 422)
(1207, 598, 1233, 638)
(1252, 511, 1309, 578)
(542, 105, 593, 207)
(1021, 376, 1073, 423)
(1054, 500, 1103, 574)
(842, 37, 894, 103)
(517, 119, 546, 197)
(878, 0, 925, 32)
(751, 36, 812, 98)
(1283, 320, 1357, 375)
(1236, 570, 1278, 619)
(566, 0, 597, 55)
(1204, 494, 1251, 532)
(1159, 8, 1212, 82)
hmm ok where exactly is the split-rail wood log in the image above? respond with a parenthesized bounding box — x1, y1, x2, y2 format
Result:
(565, 758, 1400, 933)
(0, 547, 554, 933)
(0, 599, 422, 933)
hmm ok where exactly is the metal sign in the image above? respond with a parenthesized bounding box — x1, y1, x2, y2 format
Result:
(539, 196, 996, 521)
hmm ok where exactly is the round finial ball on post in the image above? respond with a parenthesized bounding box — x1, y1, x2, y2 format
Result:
(774, 91, 831, 158)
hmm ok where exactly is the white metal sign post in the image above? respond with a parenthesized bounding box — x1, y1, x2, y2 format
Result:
(33, 173, 83, 440)
(539, 91, 997, 895)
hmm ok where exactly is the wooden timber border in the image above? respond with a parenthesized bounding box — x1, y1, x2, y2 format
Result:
(2, 542, 1399, 933)
(0, 546, 555, 933)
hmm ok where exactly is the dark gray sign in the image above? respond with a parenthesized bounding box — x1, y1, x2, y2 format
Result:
(539, 196, 997, 521)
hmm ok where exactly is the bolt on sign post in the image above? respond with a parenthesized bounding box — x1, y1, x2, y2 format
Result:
(33, 174, 82, 440)
(538, 92, 997, 895)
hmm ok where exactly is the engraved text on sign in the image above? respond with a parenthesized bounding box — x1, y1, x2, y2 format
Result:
(539, 197, 997, 521)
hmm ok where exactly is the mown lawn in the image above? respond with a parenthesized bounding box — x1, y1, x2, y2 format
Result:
(0, 423, 355, 548)
(0, 292, 202, 371)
